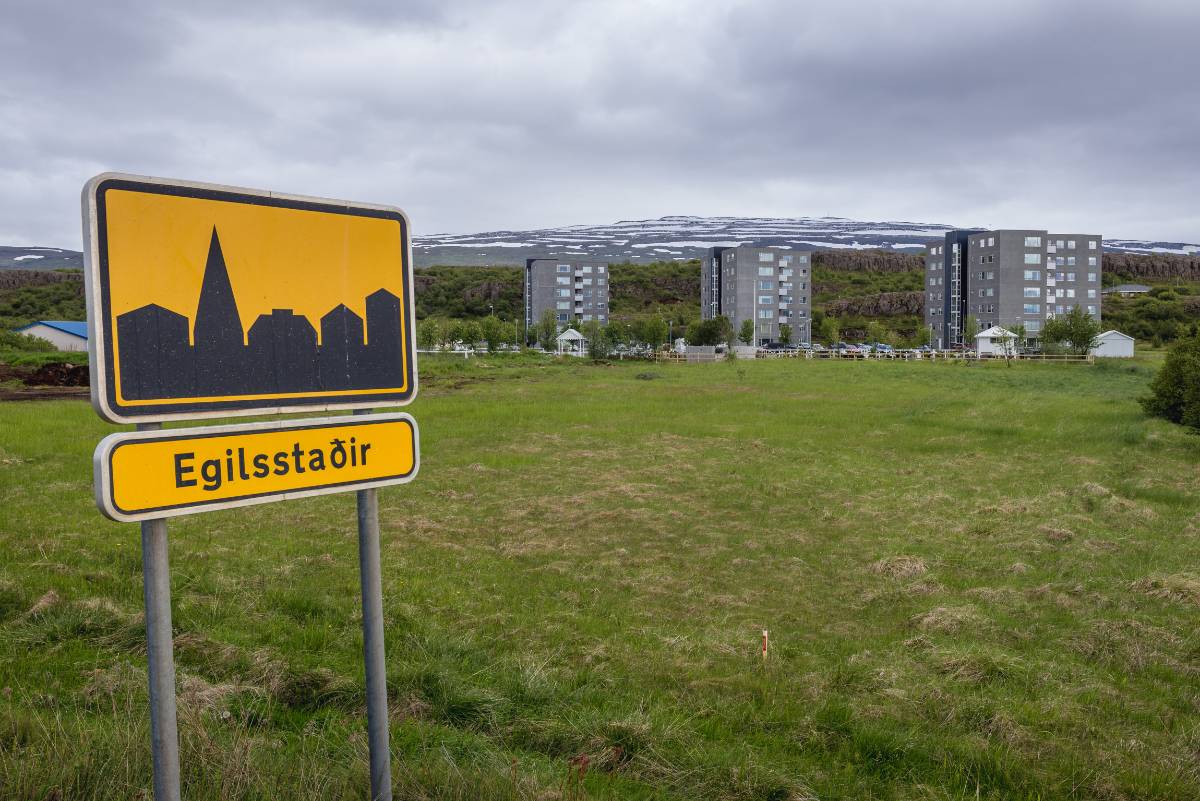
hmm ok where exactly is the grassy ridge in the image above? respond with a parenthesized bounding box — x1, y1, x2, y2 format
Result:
(2, 356, 1200, 799)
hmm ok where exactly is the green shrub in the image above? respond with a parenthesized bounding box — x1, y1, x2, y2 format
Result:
(1141, 332, 1200, 429)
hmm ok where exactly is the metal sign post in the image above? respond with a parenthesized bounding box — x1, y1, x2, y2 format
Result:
(355, 408, 392, 801)
(82, 174, 420, 800)
(138, 423, 182, 801)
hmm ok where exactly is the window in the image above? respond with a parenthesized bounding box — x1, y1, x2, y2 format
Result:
(556, 301, 570, 310)
(1055, 289, 1064, 298)
(978, 271, 987, 279)
(556, 276, 570, 285)
(1068, 240, 1076, 249)
(581, 265, 592, 273)
(797, 255, 809, 264)
(1087, 305, 1098, 314)
(1087, 272, 1097, 282)
(581, 314, 592, 322)
(980, 256, 987, 265)
(759, 280, 774, 290)
(1026, 319, 1042, 332)
(1056, 239, 1065, 249)
(758, 267, 773, 276)
(758, 295, 773, 304)
(799, 282, 808, 291)
(1088, 240, 1098, 249)
(1066, 272, 1075, 281)
(557, 264, 570, 273)
(597, 266, 605, 273)
(1025, 236, 1042, 247)
(1087, 289, 1096, 298)
(978, 288, 986, 297)
(1024, 303, 1041, 314)
(779, 256, 791, 267)
(988, 237, 995, 246)
(758, 310, 773, 319)
(1024, 269, 1041, 280)
(1024, 253, 1041, 264)
(986, 271, 994, 279)
(1088, 257, 1097, 266)
(597, 278, 606, 286)
(1024, 287, 1040, 297)
(557, 288, 570, 297)
(1067, 257, 1076, 267)
(758, 252, 775, 262)
(987, 255, 994, 263)
(1055, 257, 1065, 266)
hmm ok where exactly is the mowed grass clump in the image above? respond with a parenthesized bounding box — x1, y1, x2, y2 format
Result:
(2, 354, 1200, 799)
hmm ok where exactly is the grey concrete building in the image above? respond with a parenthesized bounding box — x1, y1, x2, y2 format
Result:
(701, 246, 812, 344)
(524, 258, 610, 335)
(924, 230, 1103, 348)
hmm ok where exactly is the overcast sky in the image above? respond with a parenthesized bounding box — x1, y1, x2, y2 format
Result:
(2, 0, 1198, 247)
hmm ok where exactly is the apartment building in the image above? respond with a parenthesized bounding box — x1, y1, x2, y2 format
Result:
(524, 258, 610, 334)
(924, 230, 1103, 348)
(701, 247, 813, 344)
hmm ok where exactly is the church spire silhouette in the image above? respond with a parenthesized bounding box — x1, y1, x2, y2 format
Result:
(193, 228, 242, 349)
(192, 227, 247, 393)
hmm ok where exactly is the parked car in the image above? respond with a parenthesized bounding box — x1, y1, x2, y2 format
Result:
(874, 343, 895, 354)
(834, 342, 860, 355)
(809, 343, 828, 353)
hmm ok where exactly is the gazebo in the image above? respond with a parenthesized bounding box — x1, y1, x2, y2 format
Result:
(555, 328, 588, 356)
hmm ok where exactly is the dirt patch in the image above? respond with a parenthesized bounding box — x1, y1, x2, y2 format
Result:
(871, 555, 927, 578)
(24, 590, 61, 617)
(25, 362, 89, 387)
(911, 605, 983, 634)
(1133, 573, 1200, 606)
(1039, 525, 1074, 543)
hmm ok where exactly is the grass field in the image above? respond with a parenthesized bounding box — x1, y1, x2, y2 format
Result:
(2, 355, 1198, 800)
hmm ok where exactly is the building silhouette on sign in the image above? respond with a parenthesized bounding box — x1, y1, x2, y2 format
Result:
(116, 228, 405, 400)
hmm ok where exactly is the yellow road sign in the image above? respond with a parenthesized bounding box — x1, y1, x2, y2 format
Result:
(94, 414, 418, 522)
(82, 174, 416, 423)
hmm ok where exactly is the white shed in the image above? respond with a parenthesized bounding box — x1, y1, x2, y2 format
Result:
(974, 325, 1016, 356)
(13, 320, 88, 352)
(1091, 330, 1135, 358)
(555, 328, 588, 356)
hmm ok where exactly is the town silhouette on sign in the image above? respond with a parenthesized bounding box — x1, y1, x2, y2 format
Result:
(116, 228, 405, 399)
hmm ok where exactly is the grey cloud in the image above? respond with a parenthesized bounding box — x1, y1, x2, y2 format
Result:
(0, 0, 1196, 246)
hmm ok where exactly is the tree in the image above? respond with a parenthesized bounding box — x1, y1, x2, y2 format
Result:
(1042, 306, 1101, 356)
(738, 319, 755, 345)
(640, 317, 668, 348)
(580, 319, 611, 360)
(779, 323, 793, 345)
(1142, 329, 1200, 429)
(820, 316, 840, 345)
(962, 314, 980, 347)
(459, 320, 482, 348)
(537, 309, 558, 352)
(416, 318, 441, 350)
(480, 315, 506, 352)
(866, 320, 886, 345)
(995, 323, 1024, 366)
(912, 326, 931, 348)
(687, 316, 732, 346)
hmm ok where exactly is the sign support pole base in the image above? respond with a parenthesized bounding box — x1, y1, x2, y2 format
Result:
(355, 409, 393, 800)
(139, 422, 182, 801)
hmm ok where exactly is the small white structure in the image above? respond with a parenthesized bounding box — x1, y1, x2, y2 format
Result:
(1091, 330, 1135, 358)
(974, 325, 1016, 356)
(13, 320, 88, 352)
(555, 328, 588, 356)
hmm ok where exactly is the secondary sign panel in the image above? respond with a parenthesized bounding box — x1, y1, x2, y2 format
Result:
(94, 413, 419, 522)
(82, 173, 416, 423)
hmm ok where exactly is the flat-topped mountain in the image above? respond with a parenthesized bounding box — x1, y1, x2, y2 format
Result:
(4, 216, 1197, 270)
